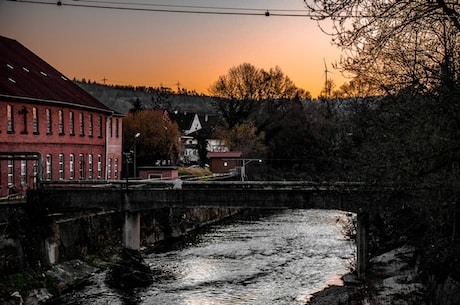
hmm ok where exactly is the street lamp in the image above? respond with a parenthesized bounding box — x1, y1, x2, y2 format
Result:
(123, 151, 131, 188)
(241, 159, 262, 181)
(134, 132, 140, 178)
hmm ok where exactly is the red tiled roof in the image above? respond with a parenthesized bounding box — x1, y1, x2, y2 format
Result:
(0, 36, 111, 113)
(207, 151, 242, 158)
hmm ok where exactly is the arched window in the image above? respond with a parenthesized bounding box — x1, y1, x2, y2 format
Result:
(69, 153, 75, 180)
(59, 154, 64, 180)
(58, 110, 64, 135)
(32, 107, 39, 134)
(46, 154, 52, 180)
(69, 112, 75, 136)
(7, 104, 14, 133)
(46, 109, 52, 134)
(88, 154, 93, 179)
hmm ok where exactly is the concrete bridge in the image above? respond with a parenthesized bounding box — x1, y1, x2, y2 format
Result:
(27, 180, 388, 278)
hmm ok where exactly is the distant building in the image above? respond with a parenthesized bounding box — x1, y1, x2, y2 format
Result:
(170, 111, 227, 165)
(137, 166, 179, 180)
(0, 36, 122, 198)
(207, 151, 242, 174)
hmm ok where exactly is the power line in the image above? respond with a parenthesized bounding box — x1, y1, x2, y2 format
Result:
(15, 0, 313, 17)
(74, 0, 306, 13)
(10, 1, 460, 19)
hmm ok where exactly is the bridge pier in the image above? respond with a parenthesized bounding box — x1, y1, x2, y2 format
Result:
(356, 210, 369, 279)
(123, 211, 141, 250)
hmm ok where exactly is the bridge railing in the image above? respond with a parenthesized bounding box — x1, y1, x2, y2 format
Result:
(38, 179, 368, 191)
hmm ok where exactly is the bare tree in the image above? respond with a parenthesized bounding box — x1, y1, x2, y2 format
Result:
(333, 76, 381, 98)
(209, 63, 311, 127)
(305, 1, 460, 260)
(304, 0, 460, 94)
(123, 110, 183, 165)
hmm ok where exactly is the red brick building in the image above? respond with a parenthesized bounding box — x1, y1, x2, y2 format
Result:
(0, 36, 122, 198)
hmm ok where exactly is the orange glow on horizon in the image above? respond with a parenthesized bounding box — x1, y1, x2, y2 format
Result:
(0, 0, 348, 98)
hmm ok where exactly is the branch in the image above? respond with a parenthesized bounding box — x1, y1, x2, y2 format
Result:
(437, 0, 460, 31)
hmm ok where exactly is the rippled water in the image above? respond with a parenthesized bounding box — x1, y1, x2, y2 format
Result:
(54, 209, 355, 305)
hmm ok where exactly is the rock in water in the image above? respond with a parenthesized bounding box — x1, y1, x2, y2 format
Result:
(106, 247, 153, 290)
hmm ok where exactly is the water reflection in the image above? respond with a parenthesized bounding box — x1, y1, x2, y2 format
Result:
(140, 209, 355, 305)
(53, 209, 355, 305)
(119, 290, 141, 305)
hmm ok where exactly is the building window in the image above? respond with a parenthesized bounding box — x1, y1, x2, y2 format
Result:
(69, 153, 75, 179)
(114, 158, 119, 179)
(108, 158, 112, 179)
(79, 113, 85, 136)
(33, 160, 37, 185)
(97, 154, 102, 179)
(58, 110, 64, 135)
(46, 154, 52, 180)
(79, 154, 85, 180)
(109, 118, 113, 138)
(32, 107, 39, 134)
(115, 119, 119, 138)
(98, 116, 103, 138)
(7, 158, 13, 186)
(59, 154, 64, 180)
(7, 104, 14, 133)
(223, 162, 228, 167)
(69, 111, 75, 136)
(21, 159, 27, 186)
(88, 154, 93, 179)
(46, 109, 52, 134)
(89, 114, 93, 137)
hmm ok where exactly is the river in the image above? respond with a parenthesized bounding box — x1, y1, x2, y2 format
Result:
(53, 209, 355, 305)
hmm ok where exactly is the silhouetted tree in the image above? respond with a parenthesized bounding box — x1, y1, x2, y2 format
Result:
(304, 0, 460, 95)
(209, 63, 311, 128)
(333, 76, 380, 98)
(213, 120, 267, 158)
(129, 98, 144, 114)
(123, 109, 182, 166)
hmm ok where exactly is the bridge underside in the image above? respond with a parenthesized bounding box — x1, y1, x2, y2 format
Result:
(27, 185, 373, 278)
(27, 187, 370, 213)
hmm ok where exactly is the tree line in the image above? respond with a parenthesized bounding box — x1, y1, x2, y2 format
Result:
(122, 1, 460, 285)
(125, 2, 460, 290)
(302, 0, 460, 296)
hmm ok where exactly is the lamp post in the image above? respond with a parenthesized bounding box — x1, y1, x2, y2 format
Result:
(123, 151, 131, 188)
(134, 132, 140, 178)
(241, 159, 262, 181)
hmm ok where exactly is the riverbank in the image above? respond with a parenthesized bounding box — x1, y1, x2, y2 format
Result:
(0, 207, 242, 304)
(306, 245, 426, 305)
(2, 209, 354, 304)
(0, 259, 101, 305)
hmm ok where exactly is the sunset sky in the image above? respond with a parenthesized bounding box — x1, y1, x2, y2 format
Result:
(0, 0, 348, 97)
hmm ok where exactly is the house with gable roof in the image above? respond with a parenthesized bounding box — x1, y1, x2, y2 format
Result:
(0, 36, 123, 198)
(169, 112, 228, 165)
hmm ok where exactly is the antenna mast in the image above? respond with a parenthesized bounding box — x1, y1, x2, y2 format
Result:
(323, 58, 329, 98)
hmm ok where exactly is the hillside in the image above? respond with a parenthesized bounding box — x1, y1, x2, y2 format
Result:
(76, 82, 219, 115)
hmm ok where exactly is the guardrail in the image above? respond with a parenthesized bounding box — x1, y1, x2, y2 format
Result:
(38, 179, 368, 191)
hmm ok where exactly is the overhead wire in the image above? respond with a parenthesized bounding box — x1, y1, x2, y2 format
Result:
(72, 0, 305, 13)
(8, 0, 460, 19)
(13, 0, 313, 17)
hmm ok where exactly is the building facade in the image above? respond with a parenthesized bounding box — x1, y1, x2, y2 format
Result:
(0, 36, 122, 198)
(169, 112, 228, 165)
(207, 151, 242, 174)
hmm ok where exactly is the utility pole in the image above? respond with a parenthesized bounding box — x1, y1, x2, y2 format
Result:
(240, 159, 262, 181)
(133, 133, 140, 178)
(323, 58, 330, 98)
(176, 81, 181, 93)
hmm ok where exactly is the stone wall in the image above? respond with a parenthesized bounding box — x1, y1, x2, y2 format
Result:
(0, 205, 239, 273)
